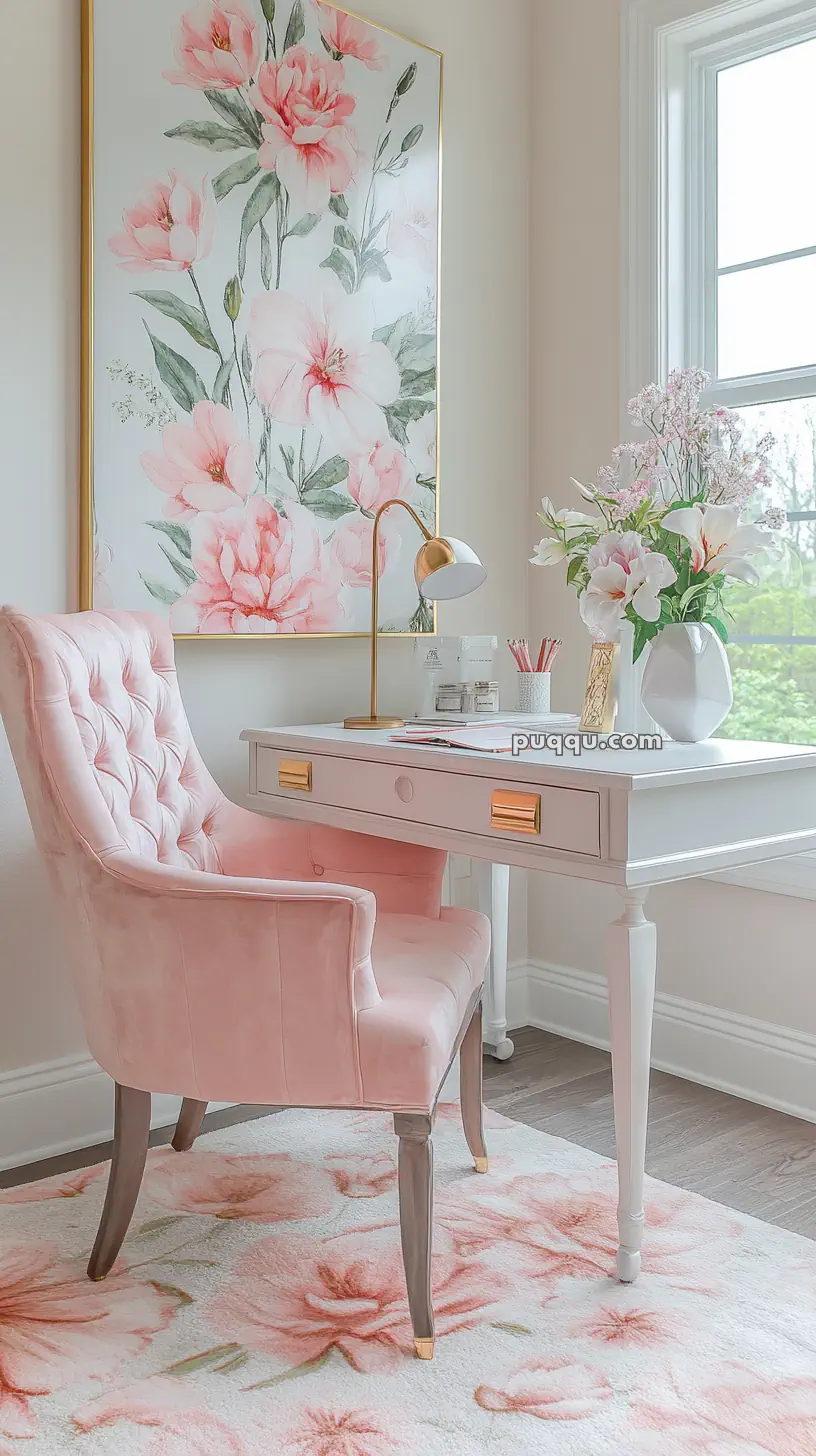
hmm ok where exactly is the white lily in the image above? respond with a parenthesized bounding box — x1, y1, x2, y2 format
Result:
(531, 500, 604, 567)
(662, 504, 772, 585)
(579, 532, 677, 640)
(570, 476, 598, 502)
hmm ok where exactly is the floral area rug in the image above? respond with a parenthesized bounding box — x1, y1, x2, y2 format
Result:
(1, 1103, 815, 1455)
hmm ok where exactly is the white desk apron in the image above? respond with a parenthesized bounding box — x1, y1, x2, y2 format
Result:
(241, 724, 816, 1282)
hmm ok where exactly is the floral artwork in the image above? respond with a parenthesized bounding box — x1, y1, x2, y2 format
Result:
(86, 1, 440, 636)
(2, 1108, 816, 1454)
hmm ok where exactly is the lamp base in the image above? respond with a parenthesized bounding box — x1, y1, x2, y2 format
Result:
(343, 715, 405, 730)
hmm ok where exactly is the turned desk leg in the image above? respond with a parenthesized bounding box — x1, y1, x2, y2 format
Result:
(607, 887, 656, 1283)
(476, 860, 513, 1061)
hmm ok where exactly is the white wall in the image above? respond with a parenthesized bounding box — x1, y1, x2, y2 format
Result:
(0, 0, 532, 1097)
(528, 0, 816, 1046)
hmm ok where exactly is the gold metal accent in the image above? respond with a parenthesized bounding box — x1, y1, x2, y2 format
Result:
(473, 1156, 489, 1174)
(344, 500, 435, 730)
(79, 1, 442, 642)
(491, 790, 541, 836)
(580, 642, 619, 732)
(278, 760, 312, 792)
(414, 1338, 435, 1360)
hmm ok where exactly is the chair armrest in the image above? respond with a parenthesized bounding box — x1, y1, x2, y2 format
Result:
(84, 850, 380, 1106)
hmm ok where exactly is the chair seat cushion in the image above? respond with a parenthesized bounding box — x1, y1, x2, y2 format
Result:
(357, 906, 490, 1112)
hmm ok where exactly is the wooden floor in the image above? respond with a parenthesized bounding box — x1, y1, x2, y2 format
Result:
(2, 1027, 814, 1239)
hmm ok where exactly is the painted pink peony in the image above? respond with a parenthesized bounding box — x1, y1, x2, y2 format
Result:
(210, 1228, 502, 1371)
(109, 174, 216, 273)
(0, 1164, 105, 1204)
(387, 185, 438, 273)
(251, 292, 400, 455)
(143, 1151, 334, 1221)
(141, 402, 255, 521)
(284, 1407, 398, 1456)
(252, 48, 357, 213)
(0, 1239, 174, 1440)
(347, 440, 414, 515)
(324, 1152, 397, 1199)
(170, 496, 342, 634)
(314, 4, 387, 70)
(475, 1357, 613, 1422)
(331, 514, 396, 588)
(165, 1, 262, 90)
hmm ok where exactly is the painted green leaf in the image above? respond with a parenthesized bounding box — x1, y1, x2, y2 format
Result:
(215, 1350, 250, 1376)
(375, 131, 392, 162)
(158, 544, 197, 587)
(301, 489, 356, 520)
(223, 275, 242, 322)
(165, 1344, 244, 1379)
(400, 366, 436, 398)
(238, 173, 280, 277)
(212, 356, 235, 406)
(373, 312, 413, 357)
(333, 224, 357, 252)
(303, 455, 349, 491)
(398, 332, 437, 371)
(288, 212, 321, 238)
(320, 246, 355, 295)
(410, 596, 435, 634)
(387, 61, 416, 119)
(491, 1321, 533, 1336)
(213, 154, 260, 202)
(241, 335, 253, 386)
(165, 121, 248, 152)
(328, 193, 349, 219)
(360, 249, 391, 284)
(147, 521, 193, 560)
(145, 327, 208, 413)
(132, 1214, 185, 1238)
(140, 573, 182, 607)
(260, 221, 273, 289)
(134, 291, 219, 354)
(261, 0, 276, 20)
(283, 0, 305, 50)
(204, 88, 262, 145)
(401, 124, 423, 153)
(389, 397, 435, 426)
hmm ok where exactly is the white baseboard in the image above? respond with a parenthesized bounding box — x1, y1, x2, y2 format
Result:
(511, 958, 816, 1125)
(3, 962, 815, 1171)
(0, 1054, 230, 1173)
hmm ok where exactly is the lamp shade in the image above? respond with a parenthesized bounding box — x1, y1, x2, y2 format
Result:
(414, 535, 487, 601)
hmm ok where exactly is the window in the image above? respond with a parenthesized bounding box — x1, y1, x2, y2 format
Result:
(625, 0, 816, 895)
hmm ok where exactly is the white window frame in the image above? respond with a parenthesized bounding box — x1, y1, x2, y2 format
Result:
(624, 0, 816, 900)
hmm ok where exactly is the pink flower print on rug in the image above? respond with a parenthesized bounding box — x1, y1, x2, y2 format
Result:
(475, 1356, 614, 1422)
(282, 1405, 401, 1455)
(0, 1239, 174, 1440)
(143, 1152, 335, 1223)
(210, 1227, 506, 1372)
(74, 1377, 250, 1455)
(0, 1164, 105, 1204)
(631, 1363, 816, 1454)
(324, 1153, 397, 1200)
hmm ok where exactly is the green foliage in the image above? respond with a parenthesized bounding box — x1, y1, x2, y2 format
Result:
(719, 660, 816, 746)
(134, 291, 219, 354)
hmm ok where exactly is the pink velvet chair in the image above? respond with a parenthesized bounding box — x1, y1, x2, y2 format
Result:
(0, 607, 491, 1359)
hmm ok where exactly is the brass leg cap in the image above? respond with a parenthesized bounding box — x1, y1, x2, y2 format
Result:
(414, 1338, 435, 1360)
(474, 1156, 489, 1174)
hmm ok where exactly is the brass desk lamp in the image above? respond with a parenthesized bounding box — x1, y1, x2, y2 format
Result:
(344, 498, 486, 730)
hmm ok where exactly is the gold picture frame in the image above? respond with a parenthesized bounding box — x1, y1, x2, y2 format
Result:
(580, 641, 619, 733)
(80, 0, 442, 641)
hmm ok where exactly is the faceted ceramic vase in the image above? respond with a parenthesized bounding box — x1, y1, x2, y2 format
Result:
(641, 623, 733, 743)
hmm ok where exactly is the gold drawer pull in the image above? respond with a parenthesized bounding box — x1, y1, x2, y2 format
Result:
(491, 789, 541, 836)
(278, 759, 312, 792)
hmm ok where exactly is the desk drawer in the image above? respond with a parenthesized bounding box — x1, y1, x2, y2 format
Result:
(256, 748, 601, 857)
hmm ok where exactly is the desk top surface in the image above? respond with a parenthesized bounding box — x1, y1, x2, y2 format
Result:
(241, 722, 816, 792)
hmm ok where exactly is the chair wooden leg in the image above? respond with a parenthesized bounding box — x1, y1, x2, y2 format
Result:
(87, 1084, 151, 1282)
(460, 1002, 488, 1173)
(172, 1098, 208, 1152)
(394, 1112, 435, 1360)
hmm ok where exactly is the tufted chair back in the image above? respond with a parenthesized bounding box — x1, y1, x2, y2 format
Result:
(0, 608, 226, 874)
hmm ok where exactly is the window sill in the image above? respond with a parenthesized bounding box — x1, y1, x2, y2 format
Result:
(712, 854, 816, 901)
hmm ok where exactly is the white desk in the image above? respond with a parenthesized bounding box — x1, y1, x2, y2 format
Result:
(242, 723, 816, 1281)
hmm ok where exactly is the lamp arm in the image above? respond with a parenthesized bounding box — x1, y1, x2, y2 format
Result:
(368, 499, 433, 722)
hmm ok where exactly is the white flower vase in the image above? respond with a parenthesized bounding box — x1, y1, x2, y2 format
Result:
(641, 623, 733, 744)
